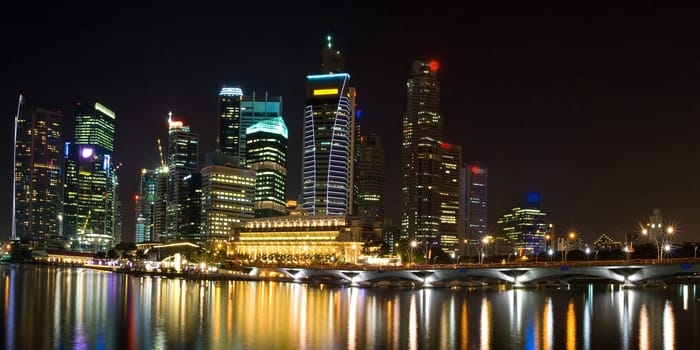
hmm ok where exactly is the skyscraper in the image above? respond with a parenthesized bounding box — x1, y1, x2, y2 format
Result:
(14, 97, 63, 242)
(465, 163, 488, 244)
(439, 142, 462, 252)
(357, 133, 385, 241)
(239, 92, 283, 164)
(401, 60, 442, 244)
(245, 116, 288, 217)
(135, 168, 157, 243)
(302, 73, 353, 216)
(217, 86, 243, 158)
(63, 101, 118, 252)
(166, 116, 199, 241)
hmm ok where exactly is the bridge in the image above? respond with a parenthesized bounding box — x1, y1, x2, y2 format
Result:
(243, 259, 700, 288)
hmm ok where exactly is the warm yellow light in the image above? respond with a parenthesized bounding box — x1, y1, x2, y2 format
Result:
(667, 227, 674, 234)
(569, 232, 575, 239)
(313, 88, 339, 96)
(642, 229, 648, 235)
(411, 241, 417, 248)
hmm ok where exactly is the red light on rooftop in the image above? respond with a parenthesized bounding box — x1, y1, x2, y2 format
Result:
(429, 61, 439, 71)
(440, 142, 451, 150)
(471, 166, 480, 174)
(135, 195, 139, 201)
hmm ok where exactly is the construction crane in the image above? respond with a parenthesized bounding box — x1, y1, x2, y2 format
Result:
(157, 138, 166, 168)
(82, 209, 91, 235)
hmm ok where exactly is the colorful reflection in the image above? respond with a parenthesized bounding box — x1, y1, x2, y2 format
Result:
(0, 265, 698, 349)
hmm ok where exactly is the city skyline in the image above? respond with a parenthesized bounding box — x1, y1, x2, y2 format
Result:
(3, 3, 700, 243)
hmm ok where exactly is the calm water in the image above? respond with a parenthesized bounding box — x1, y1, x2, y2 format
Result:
(1, 265, 699, 349)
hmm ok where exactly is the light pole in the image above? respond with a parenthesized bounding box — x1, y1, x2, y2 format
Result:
(695, 245, 698, 259)
(585, 247, 590, 261)
(548, 249, 553, 262)
(564, 232, 575, 263)
(410, 240, 417, 265)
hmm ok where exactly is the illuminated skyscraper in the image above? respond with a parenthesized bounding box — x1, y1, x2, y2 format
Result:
(438, 142, 462, 252)
(135, 168, 157, 243)
(217, 86, 243, 158)
(302, 73, 353, 216)
(239, 92, 283, 164)
(63, 102, 118, 252)
(166, 116, 199, 241)
(14, 97, 63, 242)
(401, 60, 442, 244)
(245, 116, 288, 217)
(465, 163, 488, 243)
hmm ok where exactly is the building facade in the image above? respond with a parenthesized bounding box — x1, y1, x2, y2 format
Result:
(200, 164, 256, 248)
(438, 142, 462, 252)
(217, 86, 243, 158)
(230, 214, 363, 265)
(302, 73, 353, 216)
(135, 168, 157, 243)
(464, 163, 488, 253)
(62, 102, 118, 252)
(356, 133, 385, 242)
(245, 116, 288, 217)
(401, 60, 443, 245)
(166, 118, 199, 241)
(496, 205, 550, 256)
(14, 97, 63, 243)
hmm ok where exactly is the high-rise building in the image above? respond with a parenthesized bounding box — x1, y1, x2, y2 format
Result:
(166, 116, 199, 241)
(438, 142, 462, 252)
(135, 168, 157, 243)
(63, 102, 118, 252)
(464, 163, 488, 250)
(302, 73, 353, 216)
(245, 116, 288, 217)
(14, 97, 63, 242)
(357, 133, 385, 242)
(152, 166, 168, 242)
(239, 92, 283, 164)
(201, 164, 256, 247)
(496, 193, 550, 256)
(179, 172, 202, 242)
(217, 86, 243, 158)
(401, 60, 443, 244)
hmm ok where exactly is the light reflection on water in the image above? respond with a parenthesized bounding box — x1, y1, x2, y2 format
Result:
(1, 265, 699, 349)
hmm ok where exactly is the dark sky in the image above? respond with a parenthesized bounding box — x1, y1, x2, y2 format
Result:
(3, 2, 700, 243)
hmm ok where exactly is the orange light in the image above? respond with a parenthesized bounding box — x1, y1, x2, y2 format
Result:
(429, 60, 439, 71)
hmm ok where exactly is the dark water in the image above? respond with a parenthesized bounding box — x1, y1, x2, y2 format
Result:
(1, 265, 699, 349)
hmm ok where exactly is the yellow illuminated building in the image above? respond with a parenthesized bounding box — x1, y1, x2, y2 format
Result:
(230, 214, 363, 264)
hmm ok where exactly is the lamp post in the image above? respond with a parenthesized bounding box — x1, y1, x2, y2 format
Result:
(585, 247, 590, 261)
(695, 245, 698, 259)
(480, 236, 492, 265)
(564, 232, 575, 263)
(548, 249, 553, 262)
(410, 240, 417, 265)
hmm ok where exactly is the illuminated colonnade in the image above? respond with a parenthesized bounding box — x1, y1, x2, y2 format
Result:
(231, 215, 363, 264)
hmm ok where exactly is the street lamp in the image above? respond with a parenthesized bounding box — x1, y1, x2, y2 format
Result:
(585, 247, 590, 261)
(410, 240, 417, 265)
(564, 232, 575, 263)
(548, 249, 553, 262)
(480, 236, 493, 264)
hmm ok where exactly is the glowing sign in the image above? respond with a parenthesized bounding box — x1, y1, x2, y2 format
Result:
(81, 147, 94, 158)
(219, 87, 243, 96)
(169, 120, 183, 129)
(313, 88, 339, 96)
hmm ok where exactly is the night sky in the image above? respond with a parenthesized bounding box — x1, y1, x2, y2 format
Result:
(3, 2, 700, 243)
